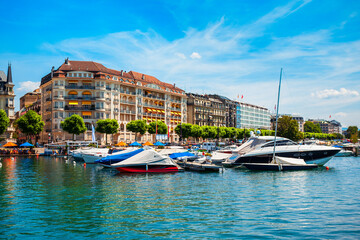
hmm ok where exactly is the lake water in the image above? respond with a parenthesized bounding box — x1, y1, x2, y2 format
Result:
(1, 156, 360, 239)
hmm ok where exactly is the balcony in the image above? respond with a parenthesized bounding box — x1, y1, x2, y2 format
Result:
(95, 96, 106, 101)
(105, 108, 111, 112)
(5, 104, 15, 108)
(95, 85, 106, 90)
(46, 97, 52, 101)
(54, 106, 64, 110)
(143, 103, 165, 109)
(120, 100, 135, 105)
(65, 105, 95, 111)
(65, 85, 95, 90)
(143, 94, 165, 100)
(53, 84, 64, 89)
(106, 87, 111, 91)
(53, 96, 64, 100)
(120, 110, 135, 114)
(120, 90, 136, 95)
(170, 107, 181, 111)
(64, 96, 96, 100)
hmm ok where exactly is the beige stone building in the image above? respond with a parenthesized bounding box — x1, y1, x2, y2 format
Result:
(39, 59, 187, 144)
(0, 64, 16, 143)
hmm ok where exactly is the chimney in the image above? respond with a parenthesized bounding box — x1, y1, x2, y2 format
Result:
(173, 83, 176, 88)
(120, 70, 123, 76)
(65, 57, 69, 65)
(51, 66, 54, 78)
(142, 74, 145, 80)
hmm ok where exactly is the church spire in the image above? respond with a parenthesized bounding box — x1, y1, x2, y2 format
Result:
(7, 63, 13, 84)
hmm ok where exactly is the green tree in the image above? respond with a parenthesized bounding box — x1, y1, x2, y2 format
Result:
(201, 125, 217, 139)
(60, 114, 87, 140)
(277, 115, 302, 141)
(191, 124, 203, 140)
(304, 121, 322, 133)
(148, 121, 167, 134)
(95, 119, 119, 145)
(225, 127, 237, 139)
(126, 120, 147, 141)
(15, 110, 44, 142)
(346, 126, 358, 139)
(0, 110, 10, 135)
(175, 123, 192, 139)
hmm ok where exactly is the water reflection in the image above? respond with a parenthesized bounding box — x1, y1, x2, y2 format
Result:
(0, 156, 359, 239)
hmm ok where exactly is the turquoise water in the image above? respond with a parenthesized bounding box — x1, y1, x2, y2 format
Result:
(0, 156, 360, 239)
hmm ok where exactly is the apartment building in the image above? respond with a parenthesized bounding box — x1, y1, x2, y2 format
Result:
(39, 59, 187, 144)
(0, 64, 16, 143)
(186, 93, 226, 127)
(308, 119, 342, 134)
(208, 94, 238, 128)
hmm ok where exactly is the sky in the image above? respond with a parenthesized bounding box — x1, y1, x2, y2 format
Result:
(0, 0, 359, 128)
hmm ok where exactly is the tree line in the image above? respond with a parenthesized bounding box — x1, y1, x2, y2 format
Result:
(1, 110, 357, 144)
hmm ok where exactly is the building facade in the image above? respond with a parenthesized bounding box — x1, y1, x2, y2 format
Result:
(208, 95, 238, 128)
(39, 59, 187, 144)
(308, 119, 342, 134)
(271, 114, 304, 132)
(236, 102, 270, 129)
(186, 93, 226, 127)
(0, 64, 16, 143)
(20, 88, 41, 111)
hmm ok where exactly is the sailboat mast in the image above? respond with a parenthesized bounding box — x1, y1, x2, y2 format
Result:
(272, 68, 283, 162)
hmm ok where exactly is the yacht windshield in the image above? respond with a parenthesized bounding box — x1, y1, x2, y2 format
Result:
(261, 140, 297, 148)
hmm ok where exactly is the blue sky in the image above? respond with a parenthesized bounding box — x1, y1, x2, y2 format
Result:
(1, 0, 360, 127)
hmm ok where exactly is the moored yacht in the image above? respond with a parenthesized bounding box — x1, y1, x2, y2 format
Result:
(228, 136, 340, 166)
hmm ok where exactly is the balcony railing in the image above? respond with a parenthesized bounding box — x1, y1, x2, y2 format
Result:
(120, 90, 136, 95)
(120, 110, 135, 114)
(64, 96, 96, 100)
(143, 94, 165, 100)
(143, 104, 165, 109)
(120, 100, 135, 105)
(65, 85, 95, 90)
(65, 105, 95, 111)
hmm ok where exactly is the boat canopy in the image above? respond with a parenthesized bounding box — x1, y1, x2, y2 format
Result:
(95, 148, 144, 164)
(169, 152, 195, 159)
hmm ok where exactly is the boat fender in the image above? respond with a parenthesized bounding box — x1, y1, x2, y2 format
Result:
(326, 166, 329, 170)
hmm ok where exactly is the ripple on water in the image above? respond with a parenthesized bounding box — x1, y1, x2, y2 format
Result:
(0, 156, 360, 239)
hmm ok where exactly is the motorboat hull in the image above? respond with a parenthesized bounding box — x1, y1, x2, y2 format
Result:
(233, 149, 340, 166)
(243, 163, 318, 171)
(115, 165, 179, 173)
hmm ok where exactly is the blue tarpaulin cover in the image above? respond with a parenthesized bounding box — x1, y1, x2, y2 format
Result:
(95, 148, 144, 164)
(169, 152, 195, 159)
(154, 141, 165, 146)
(20, 142, 34, 147)
(129, 141, 142, 146)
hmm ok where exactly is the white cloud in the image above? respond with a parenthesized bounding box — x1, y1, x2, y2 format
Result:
(335, 112, 347, 117)
(16, 81, 40, 92)
(190, 52, 201, 59)
(175, 53, 186, 59)
(312, 88, 359, 99)
(1, 0, 360, 127)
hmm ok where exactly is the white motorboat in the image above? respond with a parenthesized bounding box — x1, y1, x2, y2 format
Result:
(70, 147, 107, 161)
(111, 149, 181, 173)
(228, 136, 340, 166)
